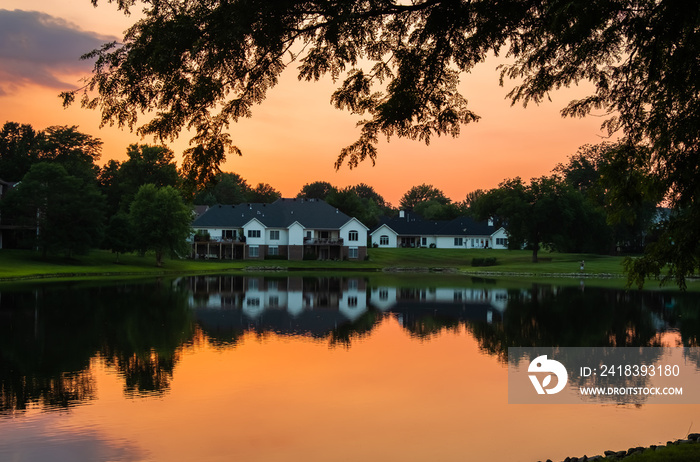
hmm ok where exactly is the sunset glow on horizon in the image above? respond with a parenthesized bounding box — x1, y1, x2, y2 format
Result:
(0, 1, 611, 205)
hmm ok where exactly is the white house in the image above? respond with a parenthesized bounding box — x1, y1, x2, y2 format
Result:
(191, 198, 369, 261)
(370, 211, 508, 250)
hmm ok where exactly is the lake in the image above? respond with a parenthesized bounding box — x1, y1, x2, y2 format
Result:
(1, 274, 699, 461)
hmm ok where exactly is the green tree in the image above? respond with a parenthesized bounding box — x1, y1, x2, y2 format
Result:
(1, 163, 104, 257)
(0, 122, 38, 182)
(399, 184, 450, 210)
(413, 200, 460, 221)
(555, 142, 662, 253)
(297, 181, 337, 200)
(246, 182, 282, 203)
(130, 184, 192, 267)
(193, 172, 250, 205)
(36, 126, 102, 182)
(473, 176, 609, 262)
(103, 212, 136, 262)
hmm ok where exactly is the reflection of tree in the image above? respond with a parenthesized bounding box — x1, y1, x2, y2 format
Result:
(468, 285, 677, 363)
(98, 281, 194, 397)
(400, 314, 461, 340)
(0, 279, 194, 413)
(329, 310, 382, 347)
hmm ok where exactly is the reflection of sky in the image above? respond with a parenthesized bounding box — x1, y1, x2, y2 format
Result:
(0, 412, 147, 462)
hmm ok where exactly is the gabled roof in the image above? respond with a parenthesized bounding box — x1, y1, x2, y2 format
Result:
(192, 198, 356, 229)
(372, 212, 501, 237)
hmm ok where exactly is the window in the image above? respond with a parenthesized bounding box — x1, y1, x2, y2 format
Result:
(348, 230, 359, 241)
(306, 231, 312, 239)
(348, 296, 358, 307)
(248, 229, 261, 238)
(379, 289, 389, 301)
(249, 246, 259, 257)
(454, 237, 464, 246)
(348, 279, 358, 290)
(247, 298, 260, 307)
(222, 229, 234, 239)
(349, 247, 358, 259)
(496, 238, 508, 246)
(421, 237, 427, 246)
(268, 246, 278, 256)
(270, 230, 280, 240)
(380, 235, 389, 246)
(268, 296, 279, 307)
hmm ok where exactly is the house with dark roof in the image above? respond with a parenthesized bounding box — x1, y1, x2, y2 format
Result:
(190, 198, 368, 261)
(370, 210, 508, 249)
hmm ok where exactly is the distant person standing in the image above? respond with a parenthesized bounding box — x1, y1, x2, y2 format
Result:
(580, 260, 585, 272)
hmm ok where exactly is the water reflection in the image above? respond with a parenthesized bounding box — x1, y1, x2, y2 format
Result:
(1, 275, 698, 416)
(0, 280, 194, 414)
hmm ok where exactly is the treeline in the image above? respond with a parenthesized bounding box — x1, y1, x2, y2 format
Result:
(0, 121, 661, 263)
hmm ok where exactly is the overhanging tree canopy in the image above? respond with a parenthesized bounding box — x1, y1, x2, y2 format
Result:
(64, 0, 700, 285)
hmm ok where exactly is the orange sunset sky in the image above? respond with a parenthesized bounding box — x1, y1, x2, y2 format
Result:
(1, 1, 610, 205)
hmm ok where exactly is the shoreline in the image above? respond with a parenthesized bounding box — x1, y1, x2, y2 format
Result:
(542, 433, 700, 462)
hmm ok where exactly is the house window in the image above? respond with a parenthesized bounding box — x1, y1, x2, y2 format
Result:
(496, 238, 508, 246)
(247, 298, 260, 307)
(268, 246, 278, 256)
(269, 296, 279, 307)
(421, 237, 427, 246)
(454, 237, 464, 246)
(222, 229, 234, 239)
(380, 235, 389, 246)
(349, 247, 358, 259)
(379, 289, 388, 301)
(249, 245, 259, 258)
(248, 229, 261, 238)
(348, 230, 359, 241)
(306, 231, 312, 239)
(270, 230, 280, 240)
(348, 279, 358, 291)
(348, 296, 358, 307)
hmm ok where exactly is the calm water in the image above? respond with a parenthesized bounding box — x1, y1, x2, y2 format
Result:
(1, 275, 699, 461)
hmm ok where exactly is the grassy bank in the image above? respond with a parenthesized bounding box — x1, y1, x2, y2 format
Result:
(0, 247, 629, 282)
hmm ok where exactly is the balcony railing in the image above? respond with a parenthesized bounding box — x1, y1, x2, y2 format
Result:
(304, 238, 343, 245)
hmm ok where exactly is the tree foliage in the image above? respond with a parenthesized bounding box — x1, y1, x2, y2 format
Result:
(399, 183, 450, 209)
(0, 122, 38, 182)
(297, 181, 338, 200)
(129, 184, 192, 266)
(1, 163, 104, 257)
(472, 176, 609, 262)
(246, 182, 282, 203)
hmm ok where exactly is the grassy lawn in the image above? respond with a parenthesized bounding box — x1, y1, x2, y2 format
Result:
(0, 247, 631, 282)
(603, 443, 700, 461)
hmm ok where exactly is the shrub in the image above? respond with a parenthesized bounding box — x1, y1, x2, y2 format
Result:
(471, 257, 497, 267)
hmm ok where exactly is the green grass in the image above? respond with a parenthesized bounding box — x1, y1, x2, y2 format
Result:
(604, 442, 700, 461)
(0, 246, 660, 286)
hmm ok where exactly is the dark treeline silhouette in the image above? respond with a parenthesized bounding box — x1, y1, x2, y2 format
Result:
(1, 121, 661, 260)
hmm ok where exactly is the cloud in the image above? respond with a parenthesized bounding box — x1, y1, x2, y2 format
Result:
(0, 9, 118, 94)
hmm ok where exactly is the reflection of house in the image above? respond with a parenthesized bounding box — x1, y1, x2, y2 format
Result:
(191, 198, 368, 260)
(369, 285, 507, 323)
(370, 211, 508, 249)
(187, 276, 369, 337)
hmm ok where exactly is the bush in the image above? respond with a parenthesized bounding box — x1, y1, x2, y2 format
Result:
(471, 257, 497, 267)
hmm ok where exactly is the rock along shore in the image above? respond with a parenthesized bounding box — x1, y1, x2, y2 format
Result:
(539, 433, 700, 462)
